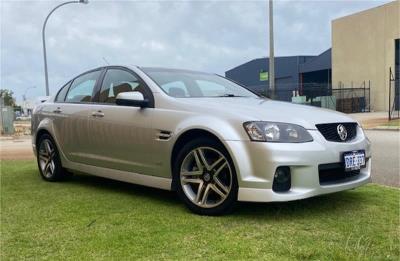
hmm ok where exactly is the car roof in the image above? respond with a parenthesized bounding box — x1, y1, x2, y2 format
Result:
(78, 65, 214, 76)
(139, 67, 213, 75)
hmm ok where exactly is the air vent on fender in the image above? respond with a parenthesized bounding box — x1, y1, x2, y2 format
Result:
(157, 130, 172, 141)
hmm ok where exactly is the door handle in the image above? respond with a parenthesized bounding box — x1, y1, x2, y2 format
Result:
(91, 110, 104, 118)
(53, 107, 62, 113)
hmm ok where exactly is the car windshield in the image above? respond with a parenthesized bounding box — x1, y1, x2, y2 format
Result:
(142, 68, 258, 98)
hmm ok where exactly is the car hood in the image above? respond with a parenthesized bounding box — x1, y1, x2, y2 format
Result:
(175, 97, 357, 130)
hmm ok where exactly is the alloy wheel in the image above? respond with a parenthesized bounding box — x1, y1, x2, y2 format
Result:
(38, 139, 56, 178)
(180, 147, 232, 208)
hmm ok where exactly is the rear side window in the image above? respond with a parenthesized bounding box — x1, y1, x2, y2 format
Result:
(65, 70, 101, 103)
(55, 81, 71, 102)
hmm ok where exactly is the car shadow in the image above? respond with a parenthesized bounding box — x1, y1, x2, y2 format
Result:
(66, 172, 181, 207)
(233, 191, 365, 219)
(65, 172, 365, 218)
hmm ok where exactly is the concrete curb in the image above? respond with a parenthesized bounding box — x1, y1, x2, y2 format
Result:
(370, 183, 400, 189)
(0, 136, 14, 140)
(364, 128, 400, 131)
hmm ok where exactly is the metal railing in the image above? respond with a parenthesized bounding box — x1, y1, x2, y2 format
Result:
(247, 82, 371, 114)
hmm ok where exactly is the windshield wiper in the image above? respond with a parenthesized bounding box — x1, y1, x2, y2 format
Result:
(218, 94, 242, 97)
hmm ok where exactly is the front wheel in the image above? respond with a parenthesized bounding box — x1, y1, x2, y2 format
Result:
(174, 138, 238, 215)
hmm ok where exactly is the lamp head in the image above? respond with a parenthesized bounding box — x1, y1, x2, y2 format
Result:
(79, 0, 89, 4)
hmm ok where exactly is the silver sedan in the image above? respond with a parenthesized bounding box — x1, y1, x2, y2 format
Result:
(32, 65, 371, 215)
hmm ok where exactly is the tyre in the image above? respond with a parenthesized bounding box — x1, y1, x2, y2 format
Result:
(36, 134, 67, 181)
(174, 138, 238, 215)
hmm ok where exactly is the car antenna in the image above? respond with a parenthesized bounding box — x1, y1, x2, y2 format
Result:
(102, 57, 110, 65)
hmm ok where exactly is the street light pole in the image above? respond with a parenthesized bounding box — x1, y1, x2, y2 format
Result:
(42, 0, 88, 96)
(268, 0, 275, 99)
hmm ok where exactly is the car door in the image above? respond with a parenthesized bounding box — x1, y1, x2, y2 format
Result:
(85, 67, 157, 175)
(52, 69, 103, 164)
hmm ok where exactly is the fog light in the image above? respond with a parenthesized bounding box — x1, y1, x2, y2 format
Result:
(272, 167, 291, 192)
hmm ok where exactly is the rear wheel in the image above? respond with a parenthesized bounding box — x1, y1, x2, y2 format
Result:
(37, 134, 66, 181)
(174, 138, 238, 215)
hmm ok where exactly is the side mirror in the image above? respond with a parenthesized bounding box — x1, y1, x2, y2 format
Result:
(116, 91, 149, 108)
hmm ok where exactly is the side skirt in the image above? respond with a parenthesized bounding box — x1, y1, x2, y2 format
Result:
(64, 161, 172, 191)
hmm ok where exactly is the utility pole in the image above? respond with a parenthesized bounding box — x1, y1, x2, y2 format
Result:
(268, 0, 275, 99)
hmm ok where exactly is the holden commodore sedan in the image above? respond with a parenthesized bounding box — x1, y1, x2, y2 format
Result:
(32, 65, 371, 215)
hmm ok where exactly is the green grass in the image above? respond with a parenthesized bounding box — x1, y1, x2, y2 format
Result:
(1, 160, 399, 260)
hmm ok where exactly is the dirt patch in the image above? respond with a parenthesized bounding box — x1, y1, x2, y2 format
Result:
(13, 121, 31, 136)
(349, 112, 400, 130)
(360, 118, 393, 129)
(0, 136, 34, 160)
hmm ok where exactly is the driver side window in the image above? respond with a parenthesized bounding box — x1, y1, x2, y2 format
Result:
(99, 69, 145, 104)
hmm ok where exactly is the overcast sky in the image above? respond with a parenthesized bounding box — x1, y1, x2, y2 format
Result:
(1, 0, 390, 102)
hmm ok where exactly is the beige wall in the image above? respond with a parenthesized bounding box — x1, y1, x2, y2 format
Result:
(332, 0, 400, 111)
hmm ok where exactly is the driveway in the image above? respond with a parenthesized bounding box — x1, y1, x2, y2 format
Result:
(365, 130, 400, 187)
(0, 137, 34, 160)
(1, 131, 399, 187)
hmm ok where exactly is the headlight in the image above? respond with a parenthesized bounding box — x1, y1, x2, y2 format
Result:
(243, 121, 313, 143)
(358, 124, 368, 140)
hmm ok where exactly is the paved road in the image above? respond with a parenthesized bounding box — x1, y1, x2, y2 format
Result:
(365, 130, 400, 187)
(0, 137, 34, 160)
(1, 131, 399, 187)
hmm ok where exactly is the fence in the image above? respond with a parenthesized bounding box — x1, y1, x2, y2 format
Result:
(389, 67, 400, 120)
(333, 81, 371, 113)
(249, 82, 371, 114)
(0, 97, 15, 135)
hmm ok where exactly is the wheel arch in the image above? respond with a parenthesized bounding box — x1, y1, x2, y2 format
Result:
(34, 118, 68, 167)
(35, 128, 53, 148)
(170, 128, 235, 191)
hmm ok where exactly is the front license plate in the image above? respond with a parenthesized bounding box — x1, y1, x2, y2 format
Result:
(343, 150, 366, 171)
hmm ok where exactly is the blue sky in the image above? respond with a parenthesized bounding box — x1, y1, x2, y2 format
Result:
(1, 0, 390, 102)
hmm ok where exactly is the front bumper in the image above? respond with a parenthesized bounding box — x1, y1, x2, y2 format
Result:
(225, 129, 371, 202)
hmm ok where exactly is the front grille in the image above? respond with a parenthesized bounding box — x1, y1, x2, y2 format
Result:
(316, 122, 358, 142)
(318, 162, 362, 185)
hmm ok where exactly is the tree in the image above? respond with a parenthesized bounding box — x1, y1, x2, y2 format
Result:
(14, 105, 22, 113)
(0, 89, 16, 106)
